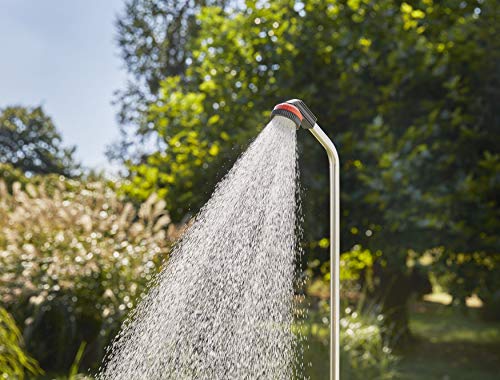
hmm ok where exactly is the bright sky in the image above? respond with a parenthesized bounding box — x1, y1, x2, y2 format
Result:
(0, 0, 127, 170)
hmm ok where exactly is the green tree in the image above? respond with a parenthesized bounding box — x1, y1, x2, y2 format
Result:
(354, 0, 500, 326)
(109, 0, 228, 163)
(0, 106, 79, 176)
(120, 0, 500, 337)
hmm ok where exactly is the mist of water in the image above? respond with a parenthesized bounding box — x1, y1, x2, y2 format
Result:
(97, 115, 303, 379)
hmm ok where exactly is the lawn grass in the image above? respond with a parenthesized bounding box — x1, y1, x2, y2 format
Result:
(397, 301, 500, 380)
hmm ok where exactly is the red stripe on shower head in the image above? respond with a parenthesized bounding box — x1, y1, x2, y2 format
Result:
(273, 103, 303, 121)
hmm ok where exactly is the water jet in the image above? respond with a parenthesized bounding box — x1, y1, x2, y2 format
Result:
(98, 99, 339, 380)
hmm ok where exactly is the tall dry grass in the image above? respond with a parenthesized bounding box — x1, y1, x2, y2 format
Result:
(0, 177, 178, 372)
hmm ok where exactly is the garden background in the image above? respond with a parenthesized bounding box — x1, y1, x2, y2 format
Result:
(1, 0, 499, 379)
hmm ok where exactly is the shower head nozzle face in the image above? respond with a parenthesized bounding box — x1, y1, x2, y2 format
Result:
(270, 99, 318, 129)
(270, 103, 303, 128)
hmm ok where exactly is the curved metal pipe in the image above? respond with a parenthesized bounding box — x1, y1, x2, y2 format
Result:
(309, 123, 340, 380)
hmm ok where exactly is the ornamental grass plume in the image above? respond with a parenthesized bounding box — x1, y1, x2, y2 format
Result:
(0, 176, 178, 372)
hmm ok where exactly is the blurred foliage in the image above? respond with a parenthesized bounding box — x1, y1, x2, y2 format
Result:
(0, 106, 80, 177)
(68, 342, 87, 380)
(431, 248, 500, 318)
(109, 0, 228, 162)
(0, 0, 496, 377)
(0, 163, 28, 189)
(0, 306, 43, 379)
(115, 0, 500, 335)
(0, 177, 178, 372)
(300, 299, 398, 379)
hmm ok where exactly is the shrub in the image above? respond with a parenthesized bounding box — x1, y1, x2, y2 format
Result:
(300, 298, 399, 380)
(0, 177, 176, 373)
(0, 163, 27, 189)
(339, 306, 398, 379)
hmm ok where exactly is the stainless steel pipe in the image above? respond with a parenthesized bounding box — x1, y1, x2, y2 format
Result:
(309, 124, 340, 380)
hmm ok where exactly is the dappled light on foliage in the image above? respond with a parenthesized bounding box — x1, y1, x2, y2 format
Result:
(0, 177, 175, 371)
(0, 0, 498, 378)
(0, 106, 80, 177)
(300, 299, 399, 380)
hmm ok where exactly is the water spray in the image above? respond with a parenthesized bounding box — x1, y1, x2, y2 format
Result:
(99, 100, 338, 380)
(271, 99, 340, 380)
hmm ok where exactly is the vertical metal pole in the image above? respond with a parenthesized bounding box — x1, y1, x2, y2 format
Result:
(309, 124, 340, 380)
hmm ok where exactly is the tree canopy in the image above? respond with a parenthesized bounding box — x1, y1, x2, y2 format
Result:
(109, 0, 228, 163)
(115, 0, 500, 333)
(0, 106, 79, 177)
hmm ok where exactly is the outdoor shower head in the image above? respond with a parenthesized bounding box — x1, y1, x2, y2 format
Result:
(270, 99, 318, 129)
